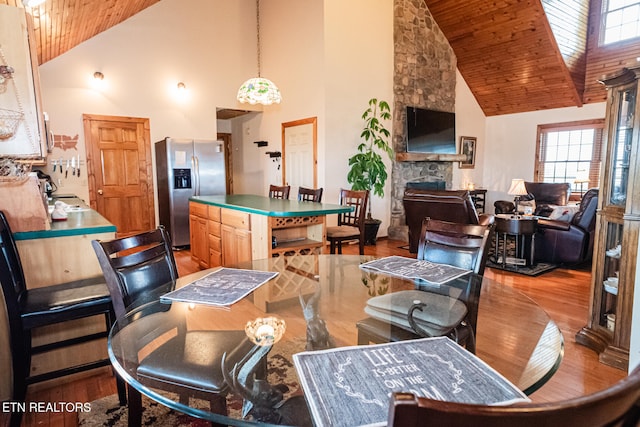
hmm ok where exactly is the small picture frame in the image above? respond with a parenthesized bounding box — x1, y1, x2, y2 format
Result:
(459, 136, 476, 169)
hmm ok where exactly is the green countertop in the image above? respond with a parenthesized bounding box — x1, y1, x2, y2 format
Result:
(190, 194, 354, 217)
(14, 197, 116, 241)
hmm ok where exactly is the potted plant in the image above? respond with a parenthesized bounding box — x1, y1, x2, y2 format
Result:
(347, 98, 393, 244)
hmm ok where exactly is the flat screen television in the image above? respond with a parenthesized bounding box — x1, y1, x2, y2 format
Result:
(406, 106, 456, 154)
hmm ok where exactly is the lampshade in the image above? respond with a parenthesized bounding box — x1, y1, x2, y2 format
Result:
(508, 178, 528, 196)
(237, 77, 281, 105)
(237, 0, 282, 105)
(574, 169, 590, 183)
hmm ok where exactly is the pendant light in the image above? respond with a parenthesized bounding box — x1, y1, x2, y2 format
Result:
(237, 0, 282, 105)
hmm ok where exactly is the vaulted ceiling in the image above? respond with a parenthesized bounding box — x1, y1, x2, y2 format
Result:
(0, 0, 624, 116)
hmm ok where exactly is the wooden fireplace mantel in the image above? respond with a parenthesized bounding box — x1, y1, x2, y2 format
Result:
(396, 152, 468, 162)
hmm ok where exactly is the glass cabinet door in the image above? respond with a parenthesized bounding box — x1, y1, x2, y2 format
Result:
(610, 86, 636, 206)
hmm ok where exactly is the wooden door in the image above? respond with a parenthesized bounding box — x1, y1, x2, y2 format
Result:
(217, 133, 233, 194)
(83, 114, 154, 236)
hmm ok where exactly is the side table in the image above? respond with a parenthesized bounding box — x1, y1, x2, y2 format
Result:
(494, 214, 538, 268)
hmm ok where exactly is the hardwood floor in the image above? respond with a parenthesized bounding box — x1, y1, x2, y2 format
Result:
(11, 239, 627, 426)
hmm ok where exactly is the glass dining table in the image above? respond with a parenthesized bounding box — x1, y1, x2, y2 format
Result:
(108, 254, 564, 426)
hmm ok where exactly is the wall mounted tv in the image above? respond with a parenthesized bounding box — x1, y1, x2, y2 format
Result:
(406, 106, 456, 154)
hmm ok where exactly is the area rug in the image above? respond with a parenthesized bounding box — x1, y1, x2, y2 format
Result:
(78, 339, 303, 427)
(486, 258, 558, 276)
(486, 238, 558, 276)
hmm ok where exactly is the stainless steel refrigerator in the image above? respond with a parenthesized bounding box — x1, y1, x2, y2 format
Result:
(155, 137, 226, 248)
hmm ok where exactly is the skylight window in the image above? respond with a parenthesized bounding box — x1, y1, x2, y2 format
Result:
(602, 0, 640, 45)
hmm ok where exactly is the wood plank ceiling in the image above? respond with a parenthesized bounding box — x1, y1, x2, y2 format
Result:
(0, 0, 159, 65)
(0, 0, 615, 116)
(424, 0, 589, 116)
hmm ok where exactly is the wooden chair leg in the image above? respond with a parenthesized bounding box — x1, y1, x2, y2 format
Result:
(209, 395, 228, 427)
(127, 384, 142, 427)
(116, 372, 127, 406)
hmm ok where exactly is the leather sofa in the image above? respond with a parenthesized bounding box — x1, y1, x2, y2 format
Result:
(535, 188, 599, 265)
(494, 181, 571, 216)
(403, 189, 494, 253)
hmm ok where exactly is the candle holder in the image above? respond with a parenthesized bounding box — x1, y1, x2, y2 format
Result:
(245, 316, 286, 346)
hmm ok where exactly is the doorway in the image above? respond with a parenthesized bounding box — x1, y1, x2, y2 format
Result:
(83, 114, 155, 236)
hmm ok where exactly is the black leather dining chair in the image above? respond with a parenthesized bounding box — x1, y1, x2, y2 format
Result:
(0, 210, 125, 427)
(92, 227, 254, 427)
(356, 218, 493, 353)
(388, 365, 640, 427)
(297, 186, 323, 203)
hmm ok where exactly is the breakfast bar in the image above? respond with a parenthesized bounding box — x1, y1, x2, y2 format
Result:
(189, 194, 353, 268)
(0, 197, 116, 399)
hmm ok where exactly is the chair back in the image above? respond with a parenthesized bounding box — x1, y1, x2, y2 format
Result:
(298, 186, 323, 203)
(269, 185, 291, 199)
(388, 365, 640, 427)
(92, 227, 178, 318)
(337, 189, 369, 229)
(417, 218, 492, 275)
(403, 189, 480, 253)
(0, 211, 29, 359)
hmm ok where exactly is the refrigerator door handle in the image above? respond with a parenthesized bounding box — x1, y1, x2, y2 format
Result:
(191, 155, 199, 196)
(194, 155, 200, 195)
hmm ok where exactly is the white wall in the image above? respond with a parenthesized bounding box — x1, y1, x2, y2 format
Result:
(323, 0, 394, 228)
(38, 0, 257, 203)
(453, 70, 486, 191)
(483, 102, 606, 211)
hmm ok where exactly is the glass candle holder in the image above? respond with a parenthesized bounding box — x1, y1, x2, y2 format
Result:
(245, 316, 286, 346)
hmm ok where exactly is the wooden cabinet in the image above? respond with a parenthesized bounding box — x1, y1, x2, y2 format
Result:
(0, 5, 47, 161)
(220, 208, 252, 267)
(576, 65, 640, 370)
(189, 202, 209, 268)
(190, 202, 252, 268)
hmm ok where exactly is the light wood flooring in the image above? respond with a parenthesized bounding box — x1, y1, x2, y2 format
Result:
(10, 239, 627, 427)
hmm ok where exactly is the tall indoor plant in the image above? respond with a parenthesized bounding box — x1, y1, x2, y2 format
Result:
(347, 98, 393, 244)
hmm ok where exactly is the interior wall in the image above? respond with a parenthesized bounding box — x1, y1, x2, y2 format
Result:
(37, 0, 256, 205)
(323, 0, 394, 228)
(483, 102, 606, 212)
(453, 70, 486, 192)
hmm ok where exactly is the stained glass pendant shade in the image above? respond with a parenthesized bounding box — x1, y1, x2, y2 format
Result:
(237, 77, 281, 105)
(237, 0, 282, 105)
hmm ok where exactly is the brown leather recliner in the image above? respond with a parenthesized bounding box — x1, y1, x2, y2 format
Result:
(535, 188, 599, 265)
(494, 181, 571, 216)
(403, 189, 494, 253)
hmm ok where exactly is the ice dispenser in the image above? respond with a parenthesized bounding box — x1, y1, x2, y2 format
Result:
(173, 168, 191, 189)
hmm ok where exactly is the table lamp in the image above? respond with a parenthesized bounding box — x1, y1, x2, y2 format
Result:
(574, 170, 589, 198)
(508, 178, 528, 215)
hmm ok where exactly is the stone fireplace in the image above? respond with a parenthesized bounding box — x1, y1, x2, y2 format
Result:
(387, 0, 458, 241)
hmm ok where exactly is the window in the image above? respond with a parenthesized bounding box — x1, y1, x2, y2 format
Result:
(535, 120, 604, 201)
(601, 0, 640, 45)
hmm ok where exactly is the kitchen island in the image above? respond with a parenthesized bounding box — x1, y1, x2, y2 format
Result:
(0, 197, 116, 399)
(189, 194, 354, 311)
(189, 194, 353, 267)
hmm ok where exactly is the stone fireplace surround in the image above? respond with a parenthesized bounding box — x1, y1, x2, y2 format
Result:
(387, 0, 459, 241)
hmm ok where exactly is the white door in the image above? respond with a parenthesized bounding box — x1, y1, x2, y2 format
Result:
(282, 117, 317, 198)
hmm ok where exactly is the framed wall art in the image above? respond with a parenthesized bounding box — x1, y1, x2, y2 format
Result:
(459, 136, 476, 169)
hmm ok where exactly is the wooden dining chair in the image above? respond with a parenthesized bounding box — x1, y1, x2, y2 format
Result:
(0, 210, 125, 427)
(388, 365, 640, 426)
(356, 218, 493, 353)
(92, 227, 254, 427)
(269, 184, 291, 199)
(297, 186, 323, 203)
(326, 189, 369, 255)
